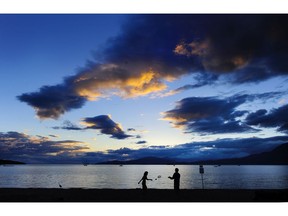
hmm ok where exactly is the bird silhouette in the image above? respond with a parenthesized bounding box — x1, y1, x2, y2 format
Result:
(58, 183, 62, 188)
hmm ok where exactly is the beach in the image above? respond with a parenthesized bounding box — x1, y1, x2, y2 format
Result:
(0, 188, 287, 202)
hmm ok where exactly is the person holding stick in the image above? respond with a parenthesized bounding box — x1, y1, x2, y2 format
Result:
(138, 171, 153, 190)
(168, 168, 180, 190)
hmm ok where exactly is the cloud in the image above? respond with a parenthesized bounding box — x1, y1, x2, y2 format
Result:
(49, 134, 59, 138)
(174, 15, 288, 76)
(2, 131, 287, 163)
(162, 91, 286, 135)
(17, 83, 87, 119)
(18, 15, 288, 119)
(162, 94, 257, 134)
(135, 140, 147, 144)
(52, 116, 133, 140)
(0, 131, 89, 163)
(81, 115, 132, 139)
(52, 120, 83, 130)
(246, 104, 288, 133)
(93, 136, 288, 162)
(18, 64, 169, 119)
(159, 72, 219, 97)
(127, 128, 136, 131)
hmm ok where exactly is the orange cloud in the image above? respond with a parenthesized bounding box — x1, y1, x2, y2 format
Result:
(174, 44, 191, 56)
(73, 65, 168, 100)
(174, 40, 209, 57)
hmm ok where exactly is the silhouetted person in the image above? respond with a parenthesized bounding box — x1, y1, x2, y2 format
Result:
(168, 168, 180, 190)
(138, 171, 153, 190)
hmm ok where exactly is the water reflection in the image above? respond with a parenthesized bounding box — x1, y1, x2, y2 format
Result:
(0, 165, 288, 189)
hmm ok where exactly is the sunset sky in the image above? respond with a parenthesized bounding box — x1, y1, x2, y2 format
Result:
(1, 14, 288, 163)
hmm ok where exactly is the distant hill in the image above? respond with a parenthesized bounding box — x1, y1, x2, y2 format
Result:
(99, 157, 176, 165)
(0, 159, 25, 165)
(99, 143, 288, 165)
(195, 143, 288, 165)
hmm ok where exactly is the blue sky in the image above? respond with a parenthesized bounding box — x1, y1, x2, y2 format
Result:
(1, 14, 288, 163)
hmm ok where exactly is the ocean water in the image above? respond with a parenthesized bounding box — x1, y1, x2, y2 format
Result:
(0, 164, 288, 189)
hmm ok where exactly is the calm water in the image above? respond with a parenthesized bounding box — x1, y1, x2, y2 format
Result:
(0, 165, 288, 189)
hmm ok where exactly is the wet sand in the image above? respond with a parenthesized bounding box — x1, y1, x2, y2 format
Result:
(0, 188, 287, 202)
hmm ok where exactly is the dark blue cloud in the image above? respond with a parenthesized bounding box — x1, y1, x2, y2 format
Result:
(127, 128, 136, 131)
(186, 117, 258, 135)
(160, 72, 219, 97)
(88, 136, 288, 163)
(178, 72, 219, 89)
(52, 116, 133, 140)
(2, 131, 288, 163)
(102, 14, 288, 78)
(17, 15, 288, 119)
(52, 120, 83, 131)
(163, 94, 253, 134)
(49, 135, 58, 138)
(135, 140, 147, 144)
(246, 104, 288, 134)
(82, 115, 132, 139)
(17, 82, 86, 119)
(162, 92, 285, 135)
(0, 131, 89, 163)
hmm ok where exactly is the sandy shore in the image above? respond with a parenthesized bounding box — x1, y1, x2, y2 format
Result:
(0, 188, 287, 202)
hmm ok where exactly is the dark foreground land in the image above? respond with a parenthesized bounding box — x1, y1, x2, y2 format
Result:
(0, 188, 287, 202)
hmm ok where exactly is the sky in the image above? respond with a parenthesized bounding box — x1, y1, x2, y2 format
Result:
(1, 14, 288, 164)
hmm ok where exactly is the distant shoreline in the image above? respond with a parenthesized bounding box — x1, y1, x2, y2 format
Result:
(0, 188, 287, 202)
(0, 159, 25, 165)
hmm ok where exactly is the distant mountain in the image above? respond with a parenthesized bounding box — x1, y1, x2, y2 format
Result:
(195, 143, 288, 165)
(99, 157, 176, 165)
(0, 159, 25, 165)
(99, 143, 288, 165)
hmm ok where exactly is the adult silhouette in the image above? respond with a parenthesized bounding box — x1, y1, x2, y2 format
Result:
(138, 171, 153, 190)
(168, 168, 180, 190)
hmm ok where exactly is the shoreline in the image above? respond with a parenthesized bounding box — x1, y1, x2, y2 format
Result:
(0, 188, 287, 202)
